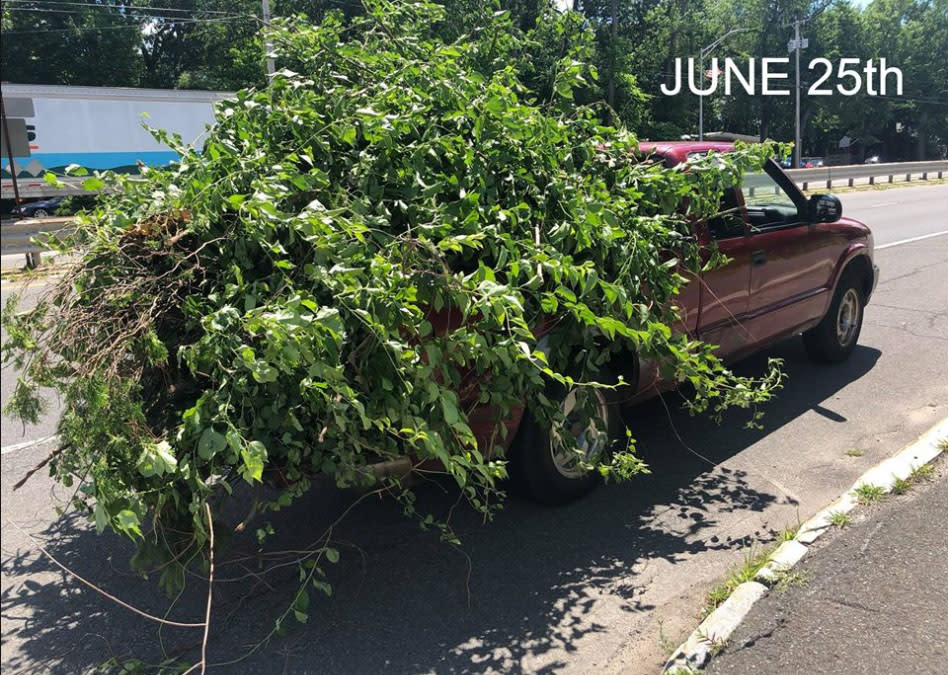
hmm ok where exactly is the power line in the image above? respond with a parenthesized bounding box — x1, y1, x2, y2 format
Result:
(4, 0, 243, 16)
(3, 6, 249, 21)
(1, 15, 258, 35)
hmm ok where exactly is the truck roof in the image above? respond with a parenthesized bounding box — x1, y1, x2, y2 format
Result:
(637, 141, 736, 166)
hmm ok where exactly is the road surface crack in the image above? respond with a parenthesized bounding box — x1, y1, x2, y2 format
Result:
(828, 597, 880, 614)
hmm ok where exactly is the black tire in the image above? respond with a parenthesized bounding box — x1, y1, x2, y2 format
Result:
(32, 209, 49, 218)
(509, 371, 621, 506)
(803, 273, 864, 363)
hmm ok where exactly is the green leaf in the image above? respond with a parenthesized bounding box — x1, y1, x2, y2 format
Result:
(441, 396, 460, 426)
(93, 503, 109, 534)
(198, 428, 227, 460)
(240, 441, 267, 483)
(82, 177, 105, 192)
(114, 509, 143, 538)
(138, 440, 178, 477)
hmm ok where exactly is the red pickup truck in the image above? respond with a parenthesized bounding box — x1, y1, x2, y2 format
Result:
(504, 141, 879, 504)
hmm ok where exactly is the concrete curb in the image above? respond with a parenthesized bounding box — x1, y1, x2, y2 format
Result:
(662, 417, 947, 674)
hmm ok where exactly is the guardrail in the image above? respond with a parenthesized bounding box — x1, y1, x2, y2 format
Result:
(3, 159, 946, 267)
(786, 160, 947, 191)
(1, 217, 75, 268)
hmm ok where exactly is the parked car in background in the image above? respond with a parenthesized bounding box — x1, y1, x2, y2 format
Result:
(800, 156, 825, 168)
(864, 155, 882, 164)
(10, 197, 63, 218)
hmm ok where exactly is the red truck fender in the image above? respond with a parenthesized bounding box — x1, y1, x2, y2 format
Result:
(824, 243, 877, 316)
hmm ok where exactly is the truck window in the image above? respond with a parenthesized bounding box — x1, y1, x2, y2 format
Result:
(741, 169, 801, 230)
(707, 187, 745, 239)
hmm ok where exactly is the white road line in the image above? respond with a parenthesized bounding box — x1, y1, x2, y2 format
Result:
(877, 230, 948, 250)
(1, 434, 58, 455)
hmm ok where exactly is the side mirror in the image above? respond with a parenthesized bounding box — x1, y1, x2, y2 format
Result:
(808, 194, 842, 223)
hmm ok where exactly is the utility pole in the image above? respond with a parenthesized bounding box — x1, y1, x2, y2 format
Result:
(792, 18, 804, 168)
(607, 0, 617, 108)
(262, 0, 275, 77)
(699, 51, 704, 141)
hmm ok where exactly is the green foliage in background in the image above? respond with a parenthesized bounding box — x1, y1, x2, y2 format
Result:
(2, 1, 945, 158)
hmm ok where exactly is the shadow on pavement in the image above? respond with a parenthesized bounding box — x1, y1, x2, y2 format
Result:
(0, 340, 881, 673)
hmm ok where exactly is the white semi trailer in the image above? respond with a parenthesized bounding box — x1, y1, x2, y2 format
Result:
(1, 83, 232, 200)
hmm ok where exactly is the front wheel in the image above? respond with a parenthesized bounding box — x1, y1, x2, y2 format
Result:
(509, 374, 621, 506)
(803, 275, 864, 363)
(32, 209, 49, 218)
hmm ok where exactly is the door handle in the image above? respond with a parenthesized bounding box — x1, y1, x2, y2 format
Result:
(751, 250, 767, 267)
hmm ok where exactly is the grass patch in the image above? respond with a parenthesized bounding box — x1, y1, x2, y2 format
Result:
(666, 667, 704, 675)
(854, 483, 886, 504)
(778, 523, 800, 542)
(844, 448, 864, 457)
(702, 545, 774, 618)
(695, 628, 729, 656)
(775, 570, 809, 593)
(909, 463, 935, 482)
(828, 510, 852, 527)
(891, 476, 910, 495)
(937, 438, 948, 452)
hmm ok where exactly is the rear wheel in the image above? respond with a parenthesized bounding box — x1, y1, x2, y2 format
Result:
(803, 274, 864, 363)
(509, 372, 621, 505)
(32, 209, 49, 218)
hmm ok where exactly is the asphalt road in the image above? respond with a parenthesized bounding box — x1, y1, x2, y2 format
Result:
(1, 184, 946, 674)
(706, 459, 948, 675)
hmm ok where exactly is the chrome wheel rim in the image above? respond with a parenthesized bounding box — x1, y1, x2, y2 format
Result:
(836, 288, 860, 346)
(550, 389, 609, 479)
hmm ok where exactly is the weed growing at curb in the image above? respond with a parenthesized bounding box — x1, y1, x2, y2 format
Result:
(909, 463, 935, 482)
(892, 476, 910, 495)
(667, 667, 704, 675)
(854, 483, 886, 504)
(702, 546, 773, 618)
(844, 448, 864, 457)
(828, 510, 852, 527)
(778, 524, 800, 542)
(893, 462, 938, 495)
(701, 524, 799, 618)
(775, 570, 810, 593)
(937, 438, 948, 452)
(696, 628, 729, 656)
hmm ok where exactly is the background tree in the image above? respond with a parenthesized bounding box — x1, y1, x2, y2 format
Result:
(1, 0, 143, 86)
(2, 1, 945, 158)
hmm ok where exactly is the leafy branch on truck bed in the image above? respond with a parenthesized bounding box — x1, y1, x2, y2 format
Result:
(1, 1, 781, 659)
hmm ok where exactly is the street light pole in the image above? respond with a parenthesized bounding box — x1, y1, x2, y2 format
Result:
(262, 0, 275, 77)
(794, 17, 802, 168)
(699, 52, 704, 140)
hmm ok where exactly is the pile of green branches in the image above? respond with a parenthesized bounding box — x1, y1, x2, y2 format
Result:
(2, 2, 781, 604)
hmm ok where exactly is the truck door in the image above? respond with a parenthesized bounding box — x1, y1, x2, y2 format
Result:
(695, 186, 753, 359)
(741, 161, 839, 345)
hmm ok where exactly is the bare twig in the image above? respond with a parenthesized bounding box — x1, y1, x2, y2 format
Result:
(200, 503, 214, 674)
(10, 520, 205, 629)
(13, 443, 67, 491)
